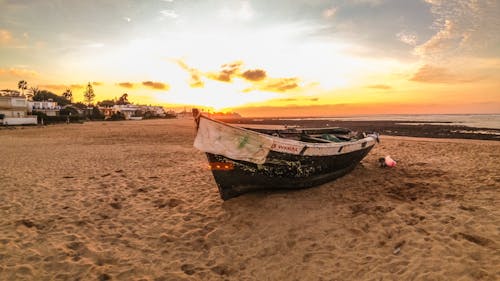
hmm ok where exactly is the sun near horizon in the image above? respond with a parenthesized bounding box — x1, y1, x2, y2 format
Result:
(1, 0, 499, 117)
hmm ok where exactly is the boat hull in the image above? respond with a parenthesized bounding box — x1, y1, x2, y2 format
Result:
(206, 144, 374, 200)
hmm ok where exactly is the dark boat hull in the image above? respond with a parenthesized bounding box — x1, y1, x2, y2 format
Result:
(207, 144, 374, 200)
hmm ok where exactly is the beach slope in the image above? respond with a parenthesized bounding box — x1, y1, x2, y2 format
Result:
(0, 119, 498, 280)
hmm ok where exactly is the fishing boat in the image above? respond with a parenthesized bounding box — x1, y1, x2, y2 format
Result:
(192, 109, 379, 200)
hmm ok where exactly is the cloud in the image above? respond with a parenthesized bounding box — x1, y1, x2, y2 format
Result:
(160, 10, 179, 19)
(245, 77, 300, 93)
(415, 0, 500, 59)
(0, 67, 38, 77)
(206, 61, 243, 82)
(38, 84, 68, 91)
(142, 81, 169, 90)
(259, 78, 300, 92)
(117, 82, 134, 88)
(397, 31, 418, 46)
(276, 97, 319, 102)
(92, 82, 103, 86)
(0, 29, 13, 45)
(174, 60, 301, 93)
(241, 69, 266, 81)
(414, 19, 456, 57)
(173, 59, 204, 88)
(367, 84, 392, 90)
(70, 84, 84, 90)
(410, 65, 478, 83)
(323, 7, 337, 19)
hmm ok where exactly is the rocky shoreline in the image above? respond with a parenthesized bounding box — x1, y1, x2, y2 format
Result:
(222, 118, 500, 141)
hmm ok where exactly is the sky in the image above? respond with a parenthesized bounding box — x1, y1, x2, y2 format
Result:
(0, 0, 499, 116)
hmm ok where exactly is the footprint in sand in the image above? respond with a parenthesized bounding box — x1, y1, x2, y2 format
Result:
(98, 273, 112, 281)
(456, 232, 496, 248)
(211, 264, 231, 276)
(180, 264, 196, 275)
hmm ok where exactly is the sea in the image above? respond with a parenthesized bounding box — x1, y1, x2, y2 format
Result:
(277, 114, 500, 130)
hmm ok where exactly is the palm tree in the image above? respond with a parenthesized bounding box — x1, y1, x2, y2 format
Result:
(62, 88, 73, 103)
(117, 93, 130, 105)
(17, 80, 28, 96)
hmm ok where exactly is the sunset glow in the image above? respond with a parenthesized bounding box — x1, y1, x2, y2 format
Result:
(1, 0, 499, 116)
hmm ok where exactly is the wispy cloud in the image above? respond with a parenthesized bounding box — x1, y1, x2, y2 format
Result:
(160, 9, 179, 19)
(276, 98, 319, 102)
(410, 64, 479, 84)
(414, 19, 455, 57)
(70, 84, 84, 90)
(0, 67, 38, 77)
(173, 59, 204, 88)
(38, 84, 68, 91)
(397, 31, 418, 46)
(175, 60, 301, 93)
(117, 82, 134, 88)
(250, 77, 300, 93)
(115, 81, 170, 90)
(322, 7, 337, 19)
(415, 0, 500, 59)
(0, 29, 13, 45)
(142, 81, 169, 90)
(367, 84, 392, 90)
(92, 82, 103, 86)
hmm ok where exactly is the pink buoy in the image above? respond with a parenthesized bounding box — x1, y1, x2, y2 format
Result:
(385, 155, 397, 167)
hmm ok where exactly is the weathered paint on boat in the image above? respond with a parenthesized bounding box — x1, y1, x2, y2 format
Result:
(192, 109, 378, 200)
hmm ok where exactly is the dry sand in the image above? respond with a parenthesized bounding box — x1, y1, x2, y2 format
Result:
(0, 119, 498, 281)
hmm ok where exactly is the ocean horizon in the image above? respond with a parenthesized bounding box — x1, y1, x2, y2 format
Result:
(257, 114, 500, 130)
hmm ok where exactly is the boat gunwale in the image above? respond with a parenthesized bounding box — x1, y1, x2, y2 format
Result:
(197, 114, 378, 150)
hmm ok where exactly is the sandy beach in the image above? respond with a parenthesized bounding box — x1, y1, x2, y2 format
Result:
(0, 119, 498, 281)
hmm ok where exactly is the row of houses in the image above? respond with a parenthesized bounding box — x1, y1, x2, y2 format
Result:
(99, 104, 172, 120)
(0, 91, 175, 125)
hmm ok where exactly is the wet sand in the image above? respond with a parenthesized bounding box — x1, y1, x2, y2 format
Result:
(0, 119, 499, 280)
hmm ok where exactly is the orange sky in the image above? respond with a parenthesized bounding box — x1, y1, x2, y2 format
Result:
(1, 0, 499, 116)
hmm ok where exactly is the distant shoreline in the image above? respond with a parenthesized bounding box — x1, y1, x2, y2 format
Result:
(221, 118, 500, 141)
(2, 117, 499, 141)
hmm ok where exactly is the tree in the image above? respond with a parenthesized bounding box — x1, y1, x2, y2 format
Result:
(83, 82, 95, 106)
(73, 102, 87, 110)
(30, 86, 40, 95)
(32, 90, 70, 106)
(116, 93, 130, 105)
(26, 86, 39, 101)
(62, 88, 73, 103)
(90, 106, 105, 120)
(17, 80, 28, 95)
(97, 99, 116, 107)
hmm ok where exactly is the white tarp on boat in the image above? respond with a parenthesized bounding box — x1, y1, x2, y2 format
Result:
(194, 117, 273, 164)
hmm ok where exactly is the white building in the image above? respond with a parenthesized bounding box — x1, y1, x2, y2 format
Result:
(101, 104, 169, 120)
(113, 104, 142, 120)
(28, 100, 61, 116)
(0, 92, 37, 125)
